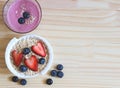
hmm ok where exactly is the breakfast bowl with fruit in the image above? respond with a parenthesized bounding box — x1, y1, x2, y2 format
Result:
(5, 35, 53, 78)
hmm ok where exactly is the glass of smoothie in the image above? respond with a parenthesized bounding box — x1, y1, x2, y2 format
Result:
(3, 0, 42, 33)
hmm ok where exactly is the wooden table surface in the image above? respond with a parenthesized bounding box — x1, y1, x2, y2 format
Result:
(0, 0, 120, 88)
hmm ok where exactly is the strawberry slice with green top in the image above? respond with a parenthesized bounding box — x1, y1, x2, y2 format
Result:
(24, 55, 38, 71)
(12, 50, 23, 67)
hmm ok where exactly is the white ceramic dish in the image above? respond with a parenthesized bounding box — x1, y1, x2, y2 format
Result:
(5, 35, 53, 78)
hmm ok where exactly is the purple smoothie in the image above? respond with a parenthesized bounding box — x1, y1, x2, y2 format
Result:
(5, 0, 42, 33)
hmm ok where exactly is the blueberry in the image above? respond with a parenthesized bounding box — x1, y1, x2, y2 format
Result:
(56, 64, 63, 70)
(19, 65, 28, 72)
(57, 71, 64, 78)
(18, 17, 25, 24)
(50, 70, 57, 77)
(20, 79, 27, 85)
(23, 48, 30, 55)
(23, 12, 30, 19)
(46, 78, 53, 85)
(12, 76, 19, 82)
(38, 58, 45, 64)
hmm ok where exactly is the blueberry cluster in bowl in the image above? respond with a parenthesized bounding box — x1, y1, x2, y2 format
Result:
(19, 48, 46, 72)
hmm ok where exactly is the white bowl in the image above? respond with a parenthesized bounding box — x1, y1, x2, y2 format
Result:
(5, 35, 53, 78)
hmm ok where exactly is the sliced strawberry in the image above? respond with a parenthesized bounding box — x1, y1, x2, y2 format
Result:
(31, 42, 46, 57)
(12, 50, 23, 67)
(24, 55, 38, 71)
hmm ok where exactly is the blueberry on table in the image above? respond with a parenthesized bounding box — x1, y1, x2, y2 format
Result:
(50, 70, 57, 77)
(20, 79, 27, 85)
(19, 65, 28, 72)
(23, 12, 30, 19)
(38, 58, 45, 64)
(46, 78, 53, 85)
(18, 17, 25, 24)
(57, 71, 64, 78)
(22, 48, 31, 55)
(56, 64, 64, 70)
(12, 76, 19, 82)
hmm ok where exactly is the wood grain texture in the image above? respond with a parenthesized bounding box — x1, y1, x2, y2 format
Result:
(0, 0, 120, 88)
